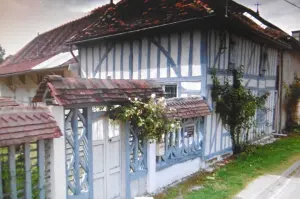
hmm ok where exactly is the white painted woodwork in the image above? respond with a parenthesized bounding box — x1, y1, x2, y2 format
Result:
(92, 117, 123, 199)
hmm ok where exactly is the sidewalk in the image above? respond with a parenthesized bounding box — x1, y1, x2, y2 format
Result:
(236, 161, 300, 199)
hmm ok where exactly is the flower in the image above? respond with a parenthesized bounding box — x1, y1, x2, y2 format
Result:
(134, 97, 138, 101)
(128, 97, 132, 101)
(171, 123, 175, 128)
(151, 94, 156, 99)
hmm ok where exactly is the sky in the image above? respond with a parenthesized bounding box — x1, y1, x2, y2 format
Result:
(0, 0, 299, 56)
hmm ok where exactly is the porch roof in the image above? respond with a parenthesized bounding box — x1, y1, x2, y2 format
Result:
(166, 97, 212, 119)
(32, 75, 164, 106)
(0, 98, 62, 147)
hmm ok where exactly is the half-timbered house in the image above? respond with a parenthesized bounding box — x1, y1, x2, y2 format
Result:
(2, 0, 298, 198)
(53, 0, 292, 198)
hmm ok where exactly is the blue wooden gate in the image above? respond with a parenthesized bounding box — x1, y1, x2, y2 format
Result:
(64, 107, 93, 199)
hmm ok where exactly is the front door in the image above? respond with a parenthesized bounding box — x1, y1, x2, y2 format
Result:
(92, 114, 123, 199)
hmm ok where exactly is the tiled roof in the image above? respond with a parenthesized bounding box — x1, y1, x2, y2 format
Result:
(0, 98, 62, 147)
(0, 97, 19, 108)
(0, 4, 112, 76)
(67, 0, 290, 47)
(228, 1, 289, 43)
(67, 0, 214, 43)
(166, 97, 211, 119)
(33, 75, 164, 106)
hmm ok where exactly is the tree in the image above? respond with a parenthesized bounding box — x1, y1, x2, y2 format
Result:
(0, 45, 5, 64)
(211, 66, 269, 154)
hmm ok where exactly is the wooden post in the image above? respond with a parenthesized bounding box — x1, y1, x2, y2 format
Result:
(38, 140, 45, 199)
(8, 146, 17, 199)
(24, 143, 32, 199)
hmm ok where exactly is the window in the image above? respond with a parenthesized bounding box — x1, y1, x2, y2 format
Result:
(164, 85, 177, 99)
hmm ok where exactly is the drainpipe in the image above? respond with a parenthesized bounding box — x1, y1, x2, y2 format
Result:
(69, 45, 80, 77)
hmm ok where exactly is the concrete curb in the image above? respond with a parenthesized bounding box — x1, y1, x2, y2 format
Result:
(254, 160, 300, 199)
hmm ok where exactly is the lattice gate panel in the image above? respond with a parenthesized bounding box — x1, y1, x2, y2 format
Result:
(65, 108, 93, 199)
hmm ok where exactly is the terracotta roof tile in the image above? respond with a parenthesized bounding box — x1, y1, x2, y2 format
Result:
(67, 0, 214, 43)
(67, 0, 289, 47)
(0, 98, 62, 147)
(33, 75, 164, 106)
(166, 97, 211, 119)
(0, 97, 19, 108)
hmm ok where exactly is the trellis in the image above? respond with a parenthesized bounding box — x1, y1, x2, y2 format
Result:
(156, 117, 204, 170)
(64, 108, 93, 199)
(128, 125, 147, 179)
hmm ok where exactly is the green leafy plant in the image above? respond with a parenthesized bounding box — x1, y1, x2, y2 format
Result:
(108, 95, 179, 141)
(211, 66, 269, 154)
(283, 76, 300, 130)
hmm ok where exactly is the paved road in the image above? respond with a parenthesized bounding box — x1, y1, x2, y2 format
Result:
(271, 168, 300, 199)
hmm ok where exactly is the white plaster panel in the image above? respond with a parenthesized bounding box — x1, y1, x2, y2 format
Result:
(266, 80, 275, 88)
(192, 30, 201, 76)
(93, 46, 100, 79)
(150, 42, 158, 79)
(141, 38, 148, 79)
(107, 47, 114, 78)
(160, 35, 168, 78)
(87, 47, 93, 78)
(100, 43, 107, 79)
(115, 43, 121, 79)
(154, 157, 202, 191)
(123, 42, 130, 79)
(243, 78, 257, 88)
(170, 33, 178, 78)
(259, 80, 266, 88)
(181, 32, 190, 77)
(80, 48, 87, 78)
(133, 41, 139, 79)
(181, 82, 201, 92)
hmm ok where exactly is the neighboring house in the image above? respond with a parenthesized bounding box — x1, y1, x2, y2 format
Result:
(50, 0, 292, 198)
(0, 4, 112, 105)
(278, 32, 300, 131)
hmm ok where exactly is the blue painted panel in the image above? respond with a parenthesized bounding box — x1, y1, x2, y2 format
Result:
(156, 118, 203, 170)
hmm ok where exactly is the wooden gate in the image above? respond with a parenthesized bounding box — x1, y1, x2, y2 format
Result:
(92, 112, 123, 199)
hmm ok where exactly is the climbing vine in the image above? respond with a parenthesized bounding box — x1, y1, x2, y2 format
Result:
(283, 76, 300, 131)
(108, 95, 180, 141)
(211, 66, 269, 154)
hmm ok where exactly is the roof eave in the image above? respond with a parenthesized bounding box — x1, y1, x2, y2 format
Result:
(66, 14, 217, 45)
(0, 65, 69, 78)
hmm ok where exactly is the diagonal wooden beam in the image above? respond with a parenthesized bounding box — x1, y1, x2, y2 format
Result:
(93, 43, 115, 77)
(151, 38, 181, 77)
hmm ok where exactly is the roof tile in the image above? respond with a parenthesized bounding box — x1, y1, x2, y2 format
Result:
(166, 97, 211, 119)
(33, 75, 164, 106)
(0, 98, 62, 147)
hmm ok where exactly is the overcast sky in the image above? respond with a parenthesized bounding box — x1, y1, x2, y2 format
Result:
(0, 0, 299, 56)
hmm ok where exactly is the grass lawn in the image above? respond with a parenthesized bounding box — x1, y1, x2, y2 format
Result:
(155, 134, 300, 199)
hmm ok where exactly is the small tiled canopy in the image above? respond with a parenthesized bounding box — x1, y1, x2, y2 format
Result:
(0, 98, 62, 147)
(166, 97, 212, 119)
(33, 75, 164, 106)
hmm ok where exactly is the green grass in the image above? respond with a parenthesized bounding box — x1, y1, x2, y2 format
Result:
(155, 134, 300, 199)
